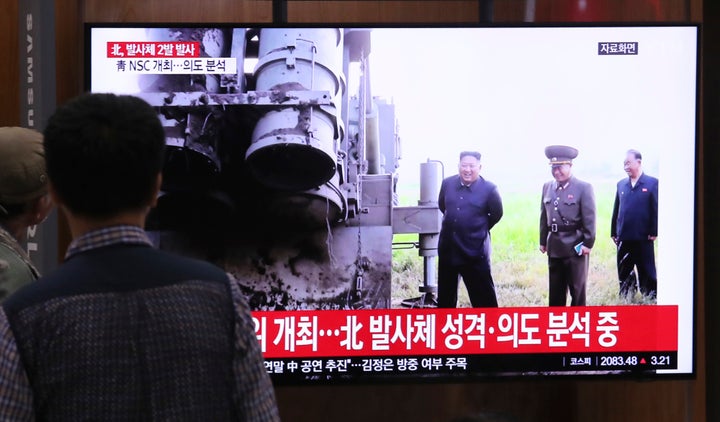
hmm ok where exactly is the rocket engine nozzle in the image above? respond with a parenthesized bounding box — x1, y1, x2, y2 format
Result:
(245, 107, 338, 191)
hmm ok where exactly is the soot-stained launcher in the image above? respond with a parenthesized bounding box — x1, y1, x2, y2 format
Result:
(139, 27, 442, 310)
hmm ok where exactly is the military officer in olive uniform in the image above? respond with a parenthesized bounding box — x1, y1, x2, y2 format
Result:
(539, 145, 596, 306)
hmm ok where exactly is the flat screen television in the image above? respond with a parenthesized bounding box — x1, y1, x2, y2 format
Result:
(84, 23, 699, 384)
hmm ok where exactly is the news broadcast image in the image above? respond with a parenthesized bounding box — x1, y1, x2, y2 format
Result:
(87, 25, 697, 383)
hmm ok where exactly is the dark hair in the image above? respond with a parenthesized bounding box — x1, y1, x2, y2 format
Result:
(459, 151, 482, 161)
(627, 149, 643, 160)
(43, 93, 165, 217)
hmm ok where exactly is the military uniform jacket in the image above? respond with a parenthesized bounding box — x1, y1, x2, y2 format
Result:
(540, 176, 596, 258)
(610, 173, 658, 241)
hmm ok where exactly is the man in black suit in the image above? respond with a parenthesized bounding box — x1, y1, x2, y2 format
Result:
(611, 149, 659, 299)
(437, 151, 503, 308)
(539, 145, 596, 306)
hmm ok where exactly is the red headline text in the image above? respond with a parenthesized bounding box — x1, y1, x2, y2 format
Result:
(252, 305, 678, 358)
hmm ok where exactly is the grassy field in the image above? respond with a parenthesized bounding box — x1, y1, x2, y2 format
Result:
(392, 187, 656, 307)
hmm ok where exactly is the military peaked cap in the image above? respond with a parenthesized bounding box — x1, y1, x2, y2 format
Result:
(544, 145, 578, 165)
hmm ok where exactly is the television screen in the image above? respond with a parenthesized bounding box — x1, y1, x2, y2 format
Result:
(85, 23, 698, 384)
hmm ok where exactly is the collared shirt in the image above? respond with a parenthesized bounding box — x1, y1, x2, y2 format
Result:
(555, 181, 570, 191)
(0, 225, 280, 421)
(64, 224, 152, 259)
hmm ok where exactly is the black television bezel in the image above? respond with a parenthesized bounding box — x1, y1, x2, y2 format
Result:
(82, 21, 701, 385)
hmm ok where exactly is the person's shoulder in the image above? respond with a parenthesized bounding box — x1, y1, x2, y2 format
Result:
(2, 267, 54, 314)
(641, 173, 659, 184)
(439, 175, 459, 193)
(0, 243, 26, 269)
(573, 177, 593, 189)
(478, 176, 498, 190)
(72, 243, 229, 283)
(0, 246, 36, 302)
(442, 175, 459, 185)
(149, 248, 229, 282)
(3, 246, 231, 314)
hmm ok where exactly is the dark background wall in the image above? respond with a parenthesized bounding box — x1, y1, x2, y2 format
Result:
(0, 1, 712, 421)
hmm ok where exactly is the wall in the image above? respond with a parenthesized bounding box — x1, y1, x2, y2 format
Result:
(701, 3, 720, 422)
(0, 1, 708, 421)
(1, 0, 20, 126)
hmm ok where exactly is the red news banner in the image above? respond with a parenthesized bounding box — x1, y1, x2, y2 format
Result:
(107, 41, 200, 58)
(252, 306, 678, 358)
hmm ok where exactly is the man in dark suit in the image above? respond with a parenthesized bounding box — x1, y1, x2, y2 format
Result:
(539, 145, 596, 306)
(437, 151, 503, 308)
(0, 93, 280, 421)
(611, 149, 658, 299)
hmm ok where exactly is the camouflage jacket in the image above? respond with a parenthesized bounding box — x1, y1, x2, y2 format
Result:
(0, 225, 39, 301)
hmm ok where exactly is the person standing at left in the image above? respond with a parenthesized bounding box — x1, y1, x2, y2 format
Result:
(539, 145, 596, 306)
(0, 127, 54, 301)
(437, 151, 503, 308)
(0, 94, 279, 421)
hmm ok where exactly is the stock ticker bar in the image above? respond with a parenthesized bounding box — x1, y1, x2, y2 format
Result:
(263, 352, 678, 383)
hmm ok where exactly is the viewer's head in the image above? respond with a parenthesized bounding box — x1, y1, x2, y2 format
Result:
(458, 151, 482, 185)
(0, 127, 52, 226)
(43, 93, 165, 218)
